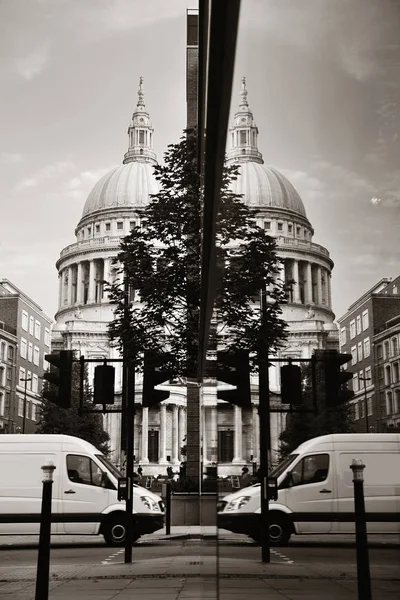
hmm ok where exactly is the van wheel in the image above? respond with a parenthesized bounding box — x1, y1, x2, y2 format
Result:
(269, 517, 291, 546)
(103, 515, 140, 547)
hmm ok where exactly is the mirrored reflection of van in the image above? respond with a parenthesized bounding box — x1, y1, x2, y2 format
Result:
(218, 433, 400, 545)
(0, 435, 165, 546)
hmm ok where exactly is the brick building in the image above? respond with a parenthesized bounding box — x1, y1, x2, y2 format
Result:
(337, 276, 400, 432)
(0, 280, 53, 433)
(0, 321, 17, 432)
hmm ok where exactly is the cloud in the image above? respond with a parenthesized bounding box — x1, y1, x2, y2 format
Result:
(15, 41, 51, 81)
(63, 166, 115, 201)
(0, 152, 23, 164)
(13, 160, 75, 192)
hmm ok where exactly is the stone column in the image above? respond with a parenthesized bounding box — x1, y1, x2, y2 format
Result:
(179, 406, 186, 459)
(292, 259, 301, 303)
(316, 266, 323, 306)
(278, 260, 285, 285)
(232, 405, 243, 463)
(67, 266, 73, 306)
(140, 407, 149, 463)
(327, 269, 332, 309)
(159, 403, 167, 462)
(88, 260, 95, 303)
(306, 262, 313, 304)
(171, 404, 180, 464)
(76, 262, 83, 304)
(252, 405, 259, 463)
(102, 258, 110, 302)
(210, 406, 218, 463)
(58, 271, 63, 309)
(124, 218, 130, 236)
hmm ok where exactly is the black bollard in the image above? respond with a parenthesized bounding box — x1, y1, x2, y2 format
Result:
(350, 458, 372, 600)
(166, 482, 171, 535)
(35, 462, 56, 600)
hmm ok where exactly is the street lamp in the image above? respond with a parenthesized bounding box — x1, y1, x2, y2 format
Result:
(21, 376, 32, 434)
(359, 376, 372, 432)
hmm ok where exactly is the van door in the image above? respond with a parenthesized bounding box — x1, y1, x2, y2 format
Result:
(286, 452, 335, 534)
(61, 454, 111, 534)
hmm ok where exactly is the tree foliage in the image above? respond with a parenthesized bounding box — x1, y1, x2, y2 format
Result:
(107, 128, 287, 374)
(37, 364, 110, 455)
(278, 363, 355, 459)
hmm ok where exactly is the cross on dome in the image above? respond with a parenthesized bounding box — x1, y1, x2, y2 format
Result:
(137, 76, 145, 107)
(240, 76, 248, 107)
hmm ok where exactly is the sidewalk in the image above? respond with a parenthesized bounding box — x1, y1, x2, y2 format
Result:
(0, 528, 398, 599)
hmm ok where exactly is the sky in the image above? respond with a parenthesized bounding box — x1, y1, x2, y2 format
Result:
(0, 0, 399, 323)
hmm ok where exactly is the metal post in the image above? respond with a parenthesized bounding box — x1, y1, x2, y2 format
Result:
(258, 290, 271, 563)
(124, 361, 135, 563)
(35, 462, 56, 600)
(350, 459, 372, 600)
(166, 482, 171, 535)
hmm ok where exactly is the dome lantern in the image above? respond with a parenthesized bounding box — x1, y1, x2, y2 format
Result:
(123, 77, 157, 166)
(226, 77, 263, 165)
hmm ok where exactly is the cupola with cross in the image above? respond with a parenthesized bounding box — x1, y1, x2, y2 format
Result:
(123, 77, 157, 165)
(226, 77, 263, 165)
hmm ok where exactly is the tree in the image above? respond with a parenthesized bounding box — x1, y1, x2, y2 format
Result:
(278, 363, 354, 460)
(107, 128, 287, 372)
(37, 363, 110, 455)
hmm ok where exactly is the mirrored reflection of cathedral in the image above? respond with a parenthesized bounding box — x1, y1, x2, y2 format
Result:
(52, 78, 338, 474)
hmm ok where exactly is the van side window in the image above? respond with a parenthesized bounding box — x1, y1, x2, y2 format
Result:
(67, 454, 103, 487)
(291, 454, 329, 486)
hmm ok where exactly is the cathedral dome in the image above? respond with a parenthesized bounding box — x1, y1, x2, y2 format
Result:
(81, 161, 158, 218)
(230, 162, 307, 217)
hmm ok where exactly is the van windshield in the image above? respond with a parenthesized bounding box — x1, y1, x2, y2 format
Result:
(269, 454, 298, 479)
(96, 455, 122, 479)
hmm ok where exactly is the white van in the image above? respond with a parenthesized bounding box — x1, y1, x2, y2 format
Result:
(0, 434, 164, 546)
(218, 433, 400, 545)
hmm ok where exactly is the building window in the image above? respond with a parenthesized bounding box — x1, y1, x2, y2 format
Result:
(0, 342, 5, 361)
(357, 342, 363, 362)
(264, 221, 271, 230)
(0, 392, 4, 417)
(385, 365, 391, 386)
(7, 345, 13, 361)
(139, 130, 145, 144)
(18, 397, 24, 417)
(148, 430, 159, 463)
(31, 403, 37, 421)
(6, 366, 12, 381)
(239, 130, 246, 145)
(356, 315, 361, 335)
(353, 373, 359, 392)
(393, 285, 398, 295)
(367, 397, 373, 416)
(0, 367, 4, 386)
(218, 430, 234, 462)
(354, 402, 359, 420)
(20, 338, 27, 359)
(384, 341, 390, 359)
(117, 222, 123, 230)
(35, 320, 41, 340)
(392, 337, 398, 356)
(33, 346, 40, 366)
(363, 338, 370, 358)
(386, 391, 393, 415)
(351, 346, 357, 365)
(21, 310, 28, 331)
(130, 221, 136, 229)
(360, 400, 365, 419)
(44, 328, 50, 347)
(277, 222, 283, 231)
(339, 327, 346, 347)
(26, 371, 32, 390)
(377, 344, 383, 360)
(349, 320, 356, 339)
(365, 366, 372, 383)
(87, 227, 91, 237)
(288, 224, 293, 233)
(105, 223, 111, 231)
(362, 309, 369, 330)
(29, 316, 34, 335)
(19, 367, 25, 386)
(296, 226, 301, 236)
(378, 366, 384, 383)
(393, 362, 399, 384)
(95, 224, 100, 233)
(395, 389, 400, 414)
(32, 374, 38, 393)
(28, 342, 33, 362)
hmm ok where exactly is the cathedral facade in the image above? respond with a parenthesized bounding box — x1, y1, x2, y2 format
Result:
(51, 79, 338, 475)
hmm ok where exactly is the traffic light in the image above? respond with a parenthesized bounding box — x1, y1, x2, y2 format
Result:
(93, 365, 115, 405)
(43, 350, 73, 409)
(280, 363, 302, 405)
(142, 351, 173, 408)
(216, 349, 251, 408)
(324, 352, 354, 407)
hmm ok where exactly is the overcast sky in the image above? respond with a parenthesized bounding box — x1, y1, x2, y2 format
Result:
(0, 0, 399, 323)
